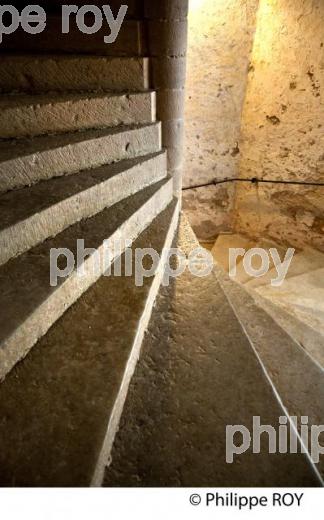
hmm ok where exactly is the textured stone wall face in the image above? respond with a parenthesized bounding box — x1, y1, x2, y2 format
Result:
(182, 0, 259, 241)
(235, 0, 324, 251)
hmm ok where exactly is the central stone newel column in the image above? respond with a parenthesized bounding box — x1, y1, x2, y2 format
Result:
(144, 0, 188, 197)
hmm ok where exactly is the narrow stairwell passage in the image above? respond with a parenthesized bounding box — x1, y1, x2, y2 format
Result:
(104, 218, 321, 487)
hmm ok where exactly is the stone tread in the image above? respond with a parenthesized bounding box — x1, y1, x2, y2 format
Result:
(211, 233, 254, 273)
(257, 268, 324, 313)
(256, 268, 324, 337)
(0, 55, 149, 93)
(246, 288, 324, 371)
(0, 199, 179, 486)
(246, 247, 324, 289)
(235, 239, 287, 284)
(102, 218, 320, 487)
(0, 123, 161, 193)
(0, 91, 155, 139)
(0, 178, 173, 381)
(0, 152, 166, 265)
(215, 264, 324, 479)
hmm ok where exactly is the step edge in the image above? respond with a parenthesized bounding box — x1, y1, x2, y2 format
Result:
(0, 178, 173, 381)
(0, 122, 162, 193)
(0, 151, 167, 266)
(215, 265, 324, 486)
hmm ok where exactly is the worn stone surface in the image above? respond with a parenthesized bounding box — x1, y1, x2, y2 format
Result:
(256, 268, 324, 336)
(0, 17, 146, 56)
(0, 56, 149, 93)
(246, 247, 324, 289)
(103, 217, 320, 487)
(183, 0, 259, 240)
(235, 0, 324, 252)
(147, 20, 188, 57)
(250, 290, 324, 371)
(211, 233, 254, 273)
(151, 57, 187, 90)
(0, 179, 172, 381)
(216, 264, 324, 479)
(0, 92, 155, 139)
(0, 201, 178, 486)
(0, 152, 166, 266)
(156, 88, 185, 121)
(0, 123, 161, 193)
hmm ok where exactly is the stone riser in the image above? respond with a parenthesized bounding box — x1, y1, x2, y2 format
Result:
(9, 1, 143, 18)
(0, 92, 155, 140)
(0, 179, 173, 382)
(0, 123, 161, 193)
(0, 56, 149, 93)
(44, 0, 143, 17)
(0, 18, 146, 56)
(0, 152, 166, 266)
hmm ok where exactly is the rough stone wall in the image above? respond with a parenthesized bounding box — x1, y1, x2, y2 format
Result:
(182, 0, 259, 242)
(235, 0, 324, 251)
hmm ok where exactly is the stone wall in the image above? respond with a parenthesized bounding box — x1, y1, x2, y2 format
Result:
(182, 0, 259, 241)
(235, 0, 324, 251)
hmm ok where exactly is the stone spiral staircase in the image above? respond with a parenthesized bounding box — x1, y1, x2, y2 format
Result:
(0, 1, 324, 488)
(0, 4, 180, 486)
(210, 234, 324, 483)
(212, 234, 324, 369)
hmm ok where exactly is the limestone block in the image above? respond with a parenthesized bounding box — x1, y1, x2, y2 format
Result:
(162, 119, 185, 148)
(0, 92, 155, 139)
(0, 123, 162, 192)
(156, 88, 186, 121)
(167, 145, 184, 171)
(0, 56, 150, 93)
(151, 57, 187, 89)
(147, 20, 187, 57)
(169, 167, 183, 196)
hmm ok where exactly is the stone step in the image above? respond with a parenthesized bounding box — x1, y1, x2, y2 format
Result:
(212, 234, 288, 285)
(247, 289, 324, 371)
(102, 216, 320, 487)
(215, 264, 324, 481)
(211, 233, 254, 274)
(0, 178, 173, 382)
(0, 55, 149, 93)
(0, 91, 156, 139)
(0, 123, 161, 193)
(235, 239, 287, 284)
(0, 152, 166, 267)
(246, 247, 324, 289)
(0, 16, 146, 56)
(256, 268, 324, 336)
(42, 0, 142, 18)
(0, 199, 179, 486)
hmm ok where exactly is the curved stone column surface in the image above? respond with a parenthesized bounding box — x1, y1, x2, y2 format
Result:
(144, 0, 188, 196)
